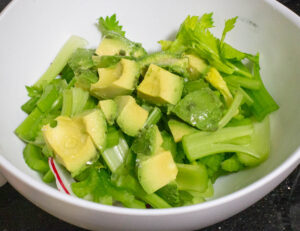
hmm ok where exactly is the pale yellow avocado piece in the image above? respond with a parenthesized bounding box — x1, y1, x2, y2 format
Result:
(137, 64, 183, 105)
(42, 116, 97, 173)
(115, 95, 149, 136)
(90, 59, 139, 99)
(76, 109, 107, 152)
(184, 53, 208, 80)
(98, 99, 117, 125)
(96, 38, 130, 56)
(168, 119, 197, 142)
(138, 151, 178, 194)
(205, 67, 233, 106)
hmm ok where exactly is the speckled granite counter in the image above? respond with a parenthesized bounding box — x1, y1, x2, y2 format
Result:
(0, 0, 299, 230)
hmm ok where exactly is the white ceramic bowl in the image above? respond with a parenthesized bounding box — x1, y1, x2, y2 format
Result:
(0, 0, 299, 230)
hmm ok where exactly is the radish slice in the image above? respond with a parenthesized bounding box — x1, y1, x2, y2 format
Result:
(48, 157, 75, 196)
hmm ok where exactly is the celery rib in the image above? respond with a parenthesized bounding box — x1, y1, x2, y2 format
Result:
(34, 36, 87, 90)
(218, 89, 244, 128)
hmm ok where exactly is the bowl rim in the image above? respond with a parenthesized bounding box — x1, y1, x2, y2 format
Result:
(0, 0, 300, 217)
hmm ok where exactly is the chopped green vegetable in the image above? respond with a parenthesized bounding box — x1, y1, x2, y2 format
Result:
(72, 167, 145, 208)
(218, 89, 244, 128)
(102, 134, 129, 173)
(61, 87, 89, 117)
(176, 163, 208, 192)
(183, 79, 209, 96)
(221, 154, 243, 172)
(160, 130, 177, 159)
(156, 181, 180, 206)
(224, 75, 261, 90)
(245, 56, 279, 121)
(23, 144, 49, 174)
(143, 107, 162, 128)
(21, 96, 40, 114)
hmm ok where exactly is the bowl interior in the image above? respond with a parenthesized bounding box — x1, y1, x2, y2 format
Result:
(0, 0, 299, 201)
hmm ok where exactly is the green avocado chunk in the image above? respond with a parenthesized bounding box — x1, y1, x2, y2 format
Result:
(76, 108, 107, 152)
(90, 58, 139, 99)
(137, 64, 184, 105)
(131, 125, 163, 156)
(42, 116, 97, 173)
(172, 88, 224, 131)
(138, 150, 178, 194)
(96, 35, 146, 58)
(115, 95, 149, 136)
(168, 119, 197, 142)
(98, 99, 117, 125)
(138, 51, 189, 77)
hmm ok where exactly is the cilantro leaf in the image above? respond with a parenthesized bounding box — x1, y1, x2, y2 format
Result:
(98, 14, 126, 37)
(220, 17, 238, 46)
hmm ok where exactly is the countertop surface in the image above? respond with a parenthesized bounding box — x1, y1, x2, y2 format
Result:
(0, 0, 299, 230)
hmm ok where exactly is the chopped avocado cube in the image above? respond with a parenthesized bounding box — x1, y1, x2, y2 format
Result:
(42, 116, 97, 173)
(173, 88, 224, 131)
(76, 109, 107, 152)
(168, 119, 197, 142)
(138, 51, 189, 77)
(138, 151, 178, 194)
(95, 36, 146, 58)
(90, 58, 139, 99)
(205, 67, 233, 106)
(184, 53, 208, 80)
(237, 116, 270, 166)
(137, 64, 184, 105)
(98, 99, 117, 125)
(131, 125, 163, 156)
(176, 163, 208, 192)
(115, 95, 149, 136)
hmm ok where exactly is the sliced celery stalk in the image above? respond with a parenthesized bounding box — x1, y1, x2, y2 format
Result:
(21, 96, 40, 114)
(61, 87, 89, 117)
(15, 108, 44, 142)
(36, 85, 59, 112)
(218, 89, 244, 128)
(224, 75, 261, 90)
(23, 144, 49, 173)
(245, 60, 279, 121)
(61, 89, 73, 116)
(102, 136, 129, 173)
(114, 174, 171, 209)
(176, 163, 208, 192)
(143, 107, 162, 128)
(34, 36, 87, 90)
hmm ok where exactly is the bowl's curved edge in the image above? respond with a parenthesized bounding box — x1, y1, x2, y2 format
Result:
(1, 146, 299, 217)
(266, 0, 300, 29)
(0, 0, 300, 219)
